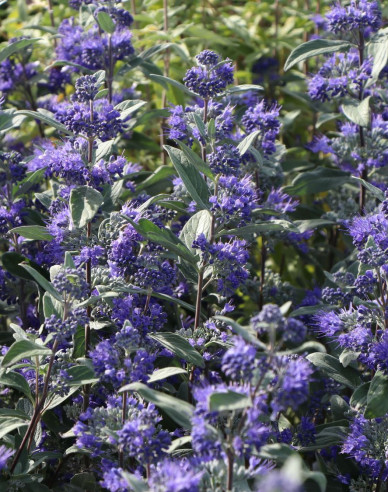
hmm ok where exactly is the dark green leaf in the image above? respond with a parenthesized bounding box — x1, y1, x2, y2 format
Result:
(148, 332, 204, 368)
(307, 353, 360, 388)
(147, 367, 187, 383)
(365, 371, 388, 418)
(259, 443, 297, 461)
(284, 39, 354, 71)
(66, 365, 98, 386)
(136, 166, 175, 193)
(0, 38, 40, 63)
(366, 28, 388, 84)
(10, 225, 53, 241)
(351, 176, 385, 201)
(176, 141, 214, 180)
(209, 390, 251, 412)
(1, 339, 51, 368)
(148, 74, 196, 96)
(70, 186, 104, 228)
(284, 167, 350, 195)
(342, 96, 371, 127)
(294, 219, 336, 233)
(217, 220, 299, 238)
(237, 130, 261, 156)
(180, 210, 213, 254)
(165, 145, 209, 209)
(226, 84, 263, 93)
(126, 217, 197, 266)
(19, 264, 63, 301)
(0, 371, 33, 401)
(350, 382, 370, 411)
(97, 11, 116, 33)
(16, 109, 72, 134)
(119, 382, 194, 429)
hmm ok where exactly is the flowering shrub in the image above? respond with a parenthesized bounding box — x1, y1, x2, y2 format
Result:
(0, 0, 387, 491)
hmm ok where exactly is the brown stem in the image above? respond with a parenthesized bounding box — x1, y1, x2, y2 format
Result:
(194, 269, 204, 330)
(10, 340, 59, 474)
(47, 0, 57, 47)
(107, 34, 113, 104)
(143, 291, 152, 314)
(303, 0, 310, 75)
(201, 99, 209, 163)
(358, 30, 367, 213)
(226, 451, 234, 491)
(119, 391, 127, 467)
(159, 0, 169, 165)
(258, 241, 266, 311)
(21, 64, 45, 138)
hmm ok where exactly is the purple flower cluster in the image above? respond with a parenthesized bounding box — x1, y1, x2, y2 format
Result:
(183, 50, 234, 98)
(326, 0, 382, 34)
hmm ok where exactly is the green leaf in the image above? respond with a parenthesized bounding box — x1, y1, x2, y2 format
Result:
(117, 100, 147, 120)
(180, 210, 213, 254)
(95, 139, 115, 161)
(226, 84, 263, 93)
(148, 332, 204, 368)
(237, 130, 261, 156)
(365, 371, 388, 418)
(15, 109, 72, 134)
(167, 435, 192, 453)
(1, 339, 51, 368)
(290, 304, 331, 317)
(43, 293, 61, 319)
(217, 220, 299, 238)
(342, 96, 371, 127)
(294, 219, 336, 233)
(307, 353, 360, 389)
(0, 417, 28, 439)
(121, 472, 148, 492)
(350, 382, 370, 411)
(44, 387, 80, 412)
(351, 176, 385, 201)
(284, 39, 353, 71)
(259, 443, 297, 461)
(46, 60, 95, 74)
(14, 168, 47, 197)
(66, 365, 98, 386)
(316, 113, 340, 129)
(2, 252, 48, 283)
(0, 371, 33, 401)
(120, 382, 194, 429)
(97, 11, 116, 33)
(366, 27, 388, 84)
(70, 186, 104, 228)
(330, 395, 350, 419)
(214, 315, 262, 346)
(302, 471, 327, 492)
(209, 390, 251, 412)
(0, 38, 40, 63)
(284, 167, 350, 195)
(71, 472, 97, 491)
(19, 264, 63, 302)
(165, 145, 209, 209)
(10, 225, 53, 241)
(126, 217, 197, 266)
(147, 367, 187, 383)
(148, 74, 197, 96)
(176, 141, 214, 180)
(136, 166, 175, 193)
(339, 349, 359, 368)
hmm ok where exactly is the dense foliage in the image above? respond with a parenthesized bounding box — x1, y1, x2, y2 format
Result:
(0, 0, 388, 490)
